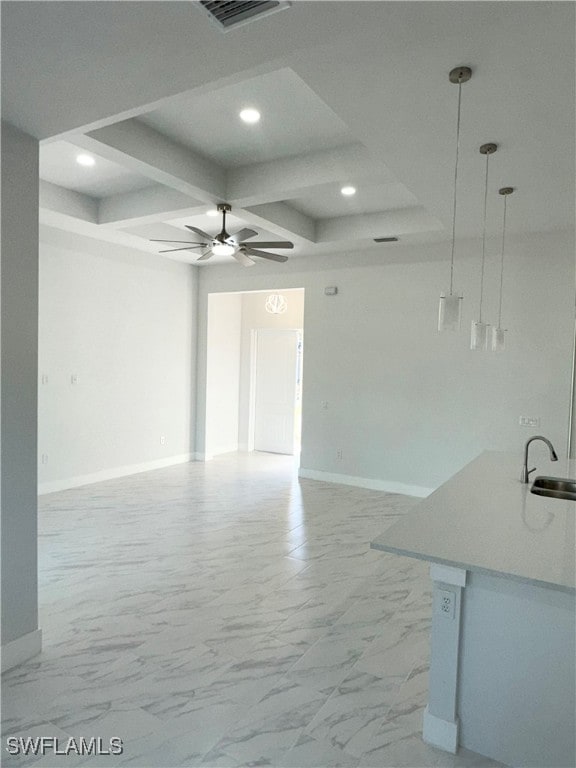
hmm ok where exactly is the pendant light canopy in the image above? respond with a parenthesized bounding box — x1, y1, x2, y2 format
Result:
(492, 187, 514, 351)
(438, 65, 471, 332)
(471, 143, 498, 351)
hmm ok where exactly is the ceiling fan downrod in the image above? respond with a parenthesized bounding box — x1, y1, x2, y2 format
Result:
(216, 203, 232, 243)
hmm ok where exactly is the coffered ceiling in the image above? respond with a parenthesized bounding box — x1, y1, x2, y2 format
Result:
(3, 2, 574, 266)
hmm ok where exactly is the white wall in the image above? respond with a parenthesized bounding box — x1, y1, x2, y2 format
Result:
(38, 231, 196, 492)
(1, 122, 40, 654)
(197, 231, 575, 493)
(205, 292, 242, 457)
(238, 289, 304, 449)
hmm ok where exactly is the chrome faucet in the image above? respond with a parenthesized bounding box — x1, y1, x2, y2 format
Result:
(521, 435, 558, 483)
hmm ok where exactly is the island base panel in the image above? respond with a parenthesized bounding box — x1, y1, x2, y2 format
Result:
(457, 572, 575, 767)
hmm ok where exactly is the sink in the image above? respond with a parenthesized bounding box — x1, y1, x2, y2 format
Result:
(530, 476, 576, 501)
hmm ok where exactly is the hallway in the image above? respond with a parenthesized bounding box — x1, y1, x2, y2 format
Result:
(2, 454, 501, 767)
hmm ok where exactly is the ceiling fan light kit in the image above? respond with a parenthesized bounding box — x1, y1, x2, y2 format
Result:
(151, 202, 293, 266)
(438, 65, 471, 332)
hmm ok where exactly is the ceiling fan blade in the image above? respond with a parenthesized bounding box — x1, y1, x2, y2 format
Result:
(158, 245, 206, 253)
(232, 250, 256, 267)
(240, 241, 294, 249)
(243, 247, 289, 263)
(196, 250, 213, 261)
(150, 239, 205, 244)
(230, 227, 257, 243)
(185, 225, 214, 240)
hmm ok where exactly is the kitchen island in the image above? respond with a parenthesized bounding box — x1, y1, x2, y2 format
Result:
(371, 451, 575, 768)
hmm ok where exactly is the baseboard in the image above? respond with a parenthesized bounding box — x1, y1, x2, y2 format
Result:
(193, 452, 213, 461)
(209, 445, 239, 457)
(297, 467, 434, 498)
(38, 454, 193, 495)
(423, 706, 459, 753)
(1, 629, 42, 672)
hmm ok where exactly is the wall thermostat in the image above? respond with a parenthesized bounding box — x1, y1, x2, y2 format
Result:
(324, 286, 338, 296)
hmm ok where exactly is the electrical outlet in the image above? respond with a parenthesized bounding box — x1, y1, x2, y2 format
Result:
(41, 374, 49, 385)
(437, 589, 455, 619)
(41, 454, 48, 465)
(336, 448, 343, 460)
(519, 416, 540, 428)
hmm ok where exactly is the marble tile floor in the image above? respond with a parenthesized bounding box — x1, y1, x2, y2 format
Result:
(2, 452, 505, 768)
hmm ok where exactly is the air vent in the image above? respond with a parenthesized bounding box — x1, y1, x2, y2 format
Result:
(374, 237, 399, 243)
(197, 1, 290, 31)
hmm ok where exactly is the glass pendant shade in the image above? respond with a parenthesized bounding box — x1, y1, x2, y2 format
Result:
(470, 320, 490, 351)
(492, 326, 507, 352)
(438, 292, 463, 332)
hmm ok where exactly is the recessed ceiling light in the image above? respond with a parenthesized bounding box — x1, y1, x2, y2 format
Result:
(239, 108, 261, 124)
(341, 186, 356, 196)
(206, 209, 219, 217)
(76, 154, 96, 167)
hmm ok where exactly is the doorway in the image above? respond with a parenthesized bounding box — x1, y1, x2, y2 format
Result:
(204, 288, 304, 460)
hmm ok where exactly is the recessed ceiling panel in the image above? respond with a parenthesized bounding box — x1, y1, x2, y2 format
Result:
(286, 180, 419, 219)
(40, 141, 156, 198)
(137, 68, 354, 168)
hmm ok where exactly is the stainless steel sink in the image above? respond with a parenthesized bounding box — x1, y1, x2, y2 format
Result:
(530, 476, 576, 501)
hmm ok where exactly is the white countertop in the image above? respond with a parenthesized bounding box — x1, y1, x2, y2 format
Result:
(371, 451, 576, 592)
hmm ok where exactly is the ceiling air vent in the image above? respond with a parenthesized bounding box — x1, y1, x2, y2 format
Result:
(374, 237, 399, 243)
(197, 1, 291, 31)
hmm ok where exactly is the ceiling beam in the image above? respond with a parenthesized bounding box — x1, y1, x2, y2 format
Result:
(242, 202, 316, 243)
(39, 222, 196, 266)
(316, 207, 443, 243)
(72, 119, 226, 202)
(227, 143, 388, 206)
(99, 185, 202, 228)
(39, 180, 98, 224)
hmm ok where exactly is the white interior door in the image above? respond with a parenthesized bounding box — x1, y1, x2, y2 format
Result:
(253, 329, 299, 454)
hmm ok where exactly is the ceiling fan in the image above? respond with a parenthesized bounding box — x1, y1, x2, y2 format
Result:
(150, 203, 293, 266)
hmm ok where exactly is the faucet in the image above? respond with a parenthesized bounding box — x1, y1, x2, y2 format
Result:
(521, 435, 558, 483)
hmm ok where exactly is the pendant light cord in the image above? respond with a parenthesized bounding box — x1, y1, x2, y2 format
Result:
(479, 152, 490, 322)
(449, 78, 463, 295)
(497, 195, 508, 327)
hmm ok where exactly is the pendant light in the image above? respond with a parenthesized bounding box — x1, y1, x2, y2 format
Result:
(265, 293, 288, 314)
(438, 66, 472, 332)
(492, 187, 514, 351)
(471, 143, 497, 350)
